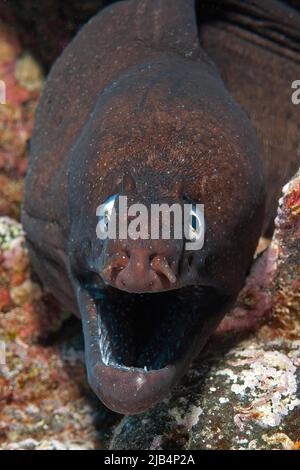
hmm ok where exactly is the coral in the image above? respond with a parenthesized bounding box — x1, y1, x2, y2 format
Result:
(0, 217, 110, 450)
(0, 21, 42, 220)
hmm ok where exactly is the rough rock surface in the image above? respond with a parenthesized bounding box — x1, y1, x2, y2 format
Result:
(0, 217, 112, 450)
(0, 20, 41, 220)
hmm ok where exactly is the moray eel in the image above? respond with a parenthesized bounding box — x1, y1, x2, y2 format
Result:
(22, 0, 300, 414)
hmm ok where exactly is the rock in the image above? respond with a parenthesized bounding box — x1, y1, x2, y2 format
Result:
(5, 437, 92, 450)
(0, 21, 42, 220)
(14, 53, 43, 92)
(0, 217, 113, 450)
(0, 218, 68, 343)
(110, 169, 300, 451)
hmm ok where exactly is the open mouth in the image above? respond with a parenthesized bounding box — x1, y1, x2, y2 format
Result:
(76, 282, 225, 414)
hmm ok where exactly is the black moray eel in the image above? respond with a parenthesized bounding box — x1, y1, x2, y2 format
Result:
(22, 0, 300, 414)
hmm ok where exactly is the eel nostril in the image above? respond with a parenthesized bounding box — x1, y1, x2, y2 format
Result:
(111, 266, 126, 282)
(150, 256, 177, 285)
(101, 253, 129, 283)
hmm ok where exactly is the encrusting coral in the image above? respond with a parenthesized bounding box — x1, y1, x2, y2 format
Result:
(0, 22, 41, 220)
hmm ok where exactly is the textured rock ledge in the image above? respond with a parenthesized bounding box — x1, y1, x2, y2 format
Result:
(0, 217, 108, 450)
(0, 20, 42, 220)
(111, 169, 300, 451)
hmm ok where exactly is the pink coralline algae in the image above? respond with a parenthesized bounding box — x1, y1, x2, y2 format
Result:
(0, 217, 106, 450)
(213, 168, 300, 343)
(0, 21, 42, 220)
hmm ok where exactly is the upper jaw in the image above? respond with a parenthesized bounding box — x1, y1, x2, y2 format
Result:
(102, 278, 180, 294)
(100, 258, 200, 294)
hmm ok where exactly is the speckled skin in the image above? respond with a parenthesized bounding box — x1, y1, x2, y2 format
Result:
(22, 0, 299, 414)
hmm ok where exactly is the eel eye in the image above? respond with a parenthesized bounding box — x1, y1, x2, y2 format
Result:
(96, 194, 117, 237)
(186, 204, 205, 242)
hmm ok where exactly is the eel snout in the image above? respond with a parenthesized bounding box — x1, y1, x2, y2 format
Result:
(100, 241, 182, 293)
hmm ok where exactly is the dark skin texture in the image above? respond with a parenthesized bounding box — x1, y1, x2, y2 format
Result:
(22, 0, 299, 414)
(198, 0, 300, 234)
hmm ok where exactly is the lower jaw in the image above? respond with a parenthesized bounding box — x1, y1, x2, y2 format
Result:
(91, 361, 178, 414)
(76, 285, 227, 414)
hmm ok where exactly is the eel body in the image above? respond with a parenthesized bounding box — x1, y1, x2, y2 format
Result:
(22, 0, 300, 414)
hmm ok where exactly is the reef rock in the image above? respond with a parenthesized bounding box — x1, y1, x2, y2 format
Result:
(0, 217, 109, 450)
(0, 20, 42, 220)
